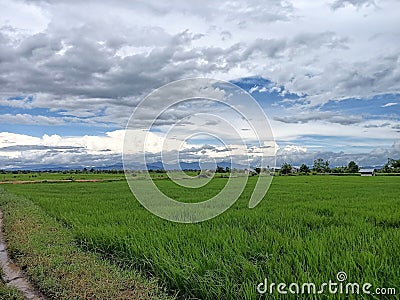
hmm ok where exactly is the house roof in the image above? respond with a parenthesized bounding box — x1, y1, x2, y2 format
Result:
(359, 169, 375, 173)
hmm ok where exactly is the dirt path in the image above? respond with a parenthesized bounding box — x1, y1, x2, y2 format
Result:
(0, 211, 47, 300)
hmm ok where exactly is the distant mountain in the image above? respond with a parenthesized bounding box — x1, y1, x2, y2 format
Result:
(179, 161, 200, 170)
(2, 160, 252, 171)
(127, 160, 248, 171)
(96, 163, 124, 170)
(2, 163, 124, 172)
(145, 162, 164, 170)
(128, 160, 259, 171)
(3, 164, 81, 171)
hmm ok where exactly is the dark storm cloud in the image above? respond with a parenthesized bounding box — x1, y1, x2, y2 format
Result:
(0, 145, 84, 151)
(0, 5, 350, 113)
(330, 0, 377, 10)
(0, 27, 243, 108)
(0, 0, 399, 149)
(274, 111, 363, 125)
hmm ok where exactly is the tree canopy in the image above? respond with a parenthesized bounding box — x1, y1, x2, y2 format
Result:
(313, 158, 330, 173)
(280, 162, 292, 175)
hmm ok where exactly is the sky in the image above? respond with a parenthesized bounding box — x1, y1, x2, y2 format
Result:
(0, 0, 399, 169)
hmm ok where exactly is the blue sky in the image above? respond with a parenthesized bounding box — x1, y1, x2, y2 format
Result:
(232, 77, 399, 153)
(0, 0, 399, 169)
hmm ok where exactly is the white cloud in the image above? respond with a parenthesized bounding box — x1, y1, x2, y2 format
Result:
(1, 130, 397, 169)
(0, 0, 399, 169)
(0, 0, 49, 34)
(282, 145, 307, 153)
(1, 0, 399, 111)
(381, 102, 398, 107)
(276, 140, 400, 167)
(0, 113, 70, 125)
(0, 129, 279, 169)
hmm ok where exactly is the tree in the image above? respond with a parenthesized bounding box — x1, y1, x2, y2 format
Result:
(313, 158, 330, 173)
(216, 166, 225, 173)
(381, 158, 400, 173)
(388, 158, 400, 169)
(280, 162, 292, 175)
(347, 161, 359, 173)
(299, 164, 310, 174)
(391, 159, 400, 168)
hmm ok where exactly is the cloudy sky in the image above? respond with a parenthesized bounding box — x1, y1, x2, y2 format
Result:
(0, 0, 399, 169)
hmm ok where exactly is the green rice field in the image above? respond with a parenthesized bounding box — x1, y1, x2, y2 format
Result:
(2, 176, 400, 299)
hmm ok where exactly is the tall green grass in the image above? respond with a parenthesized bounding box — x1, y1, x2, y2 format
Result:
(4, 176, 400, 299)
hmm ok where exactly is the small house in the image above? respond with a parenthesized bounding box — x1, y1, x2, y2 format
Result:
(359, 168, 375, 176)
(272, 167, 280, 176)
(291, 166, 299, 173)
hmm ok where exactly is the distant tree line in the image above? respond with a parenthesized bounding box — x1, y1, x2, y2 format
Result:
(1, 158, 399, 176)
(0, 169, 124, 174)
(216, 166, 231, 173)
(278, 157, 400, 175)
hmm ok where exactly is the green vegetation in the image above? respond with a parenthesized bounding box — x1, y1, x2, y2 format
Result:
(280, 162, 293, 175)
(279, 157, 400, 176)
(0, 171, 125, 182)
(1, 176, 399, 299)
(381, 158, 400, 173)
(0, 188, 171, 300)
(0, 281, 24, 300)
(312, 158, 331, 173)
(299, 163, 310, 174)
(280, 159, 364, 175)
